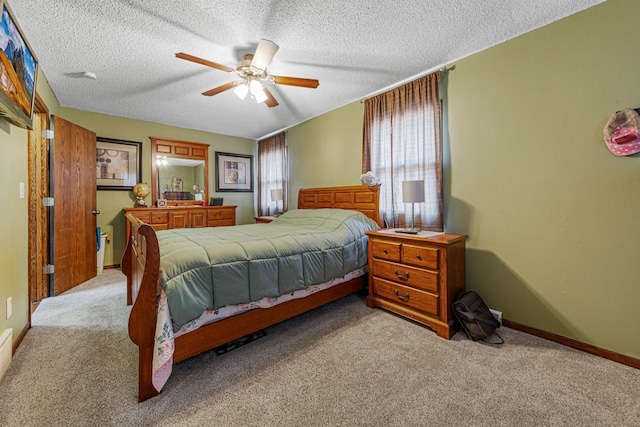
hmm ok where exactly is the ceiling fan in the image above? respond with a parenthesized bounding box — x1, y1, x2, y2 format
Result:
(176, 39, 319, 108)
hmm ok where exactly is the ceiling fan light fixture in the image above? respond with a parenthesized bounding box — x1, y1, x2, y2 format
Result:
(249, 79, 268, 103)
(233, 83, 249, 100)
(177, 39, 317, 108)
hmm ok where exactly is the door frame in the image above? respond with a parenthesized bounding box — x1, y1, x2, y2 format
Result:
(28, 93, 50, 314)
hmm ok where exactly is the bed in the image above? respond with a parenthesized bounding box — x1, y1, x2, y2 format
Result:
(122, 184, 381, 402)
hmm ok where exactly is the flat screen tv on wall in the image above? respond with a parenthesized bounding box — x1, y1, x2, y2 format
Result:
(0, 0, 38, 129)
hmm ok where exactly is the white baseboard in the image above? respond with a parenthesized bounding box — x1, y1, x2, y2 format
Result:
(0, 328, 13, 381)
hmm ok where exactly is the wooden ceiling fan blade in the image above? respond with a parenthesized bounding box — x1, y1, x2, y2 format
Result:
(263, 87, 279, 108)
(202, 81, 239, 96)
(251, 39, 279, 71)
(272, 75, 320, 89)
(176, 52, 234, 73)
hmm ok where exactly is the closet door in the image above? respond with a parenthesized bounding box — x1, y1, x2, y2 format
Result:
(51, 116, 97, 295)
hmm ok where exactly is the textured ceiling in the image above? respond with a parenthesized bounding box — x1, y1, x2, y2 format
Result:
(10, 0, 603, 140)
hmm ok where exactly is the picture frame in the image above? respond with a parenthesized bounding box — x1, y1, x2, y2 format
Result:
(96, 137, 142, 190)
(215, 152, 254, 192)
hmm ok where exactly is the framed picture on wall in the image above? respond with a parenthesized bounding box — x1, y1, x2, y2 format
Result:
(215, 151, 253, 192)
(96, 137, 142, 190)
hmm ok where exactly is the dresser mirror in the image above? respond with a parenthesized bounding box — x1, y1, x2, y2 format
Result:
(150, 137, 209, 206)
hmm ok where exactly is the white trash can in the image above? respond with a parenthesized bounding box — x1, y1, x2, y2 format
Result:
(97, 233, 107, 275)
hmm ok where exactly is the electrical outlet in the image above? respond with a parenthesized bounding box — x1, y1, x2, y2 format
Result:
(19, 182, 25, 199)
(6, 297, 12, 319)
(489, 308, 502, 326)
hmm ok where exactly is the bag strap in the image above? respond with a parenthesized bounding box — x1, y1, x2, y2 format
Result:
(482, 330, 504, 345)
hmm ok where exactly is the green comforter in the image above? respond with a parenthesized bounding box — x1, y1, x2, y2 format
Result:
(157, 209, 379, 330)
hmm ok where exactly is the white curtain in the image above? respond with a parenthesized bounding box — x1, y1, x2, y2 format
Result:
(362, 71, 443, 231)
(258, 132, 288, 216)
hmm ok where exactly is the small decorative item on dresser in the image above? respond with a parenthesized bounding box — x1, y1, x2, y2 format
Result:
(157, 199, 167, 207)
(132, 182, 151, 207)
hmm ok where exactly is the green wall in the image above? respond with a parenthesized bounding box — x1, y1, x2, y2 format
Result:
(0, 115, 29, 345)
(59, 108, 256, 267)
(287, 101, 364, 208)
(287, 0, 639, 359)
(0, 69, 59, 345)
(445, 0, 639, 358)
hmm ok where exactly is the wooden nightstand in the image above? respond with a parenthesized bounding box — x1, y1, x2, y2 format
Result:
(365, 230, 468, 339)
(254, 216, 277, 224)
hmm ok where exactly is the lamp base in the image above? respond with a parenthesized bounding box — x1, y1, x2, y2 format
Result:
(394, 228, 420, 235)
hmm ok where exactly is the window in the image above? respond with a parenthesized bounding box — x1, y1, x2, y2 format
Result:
(258, 132, 288, 216)
(363, 71, 443, 231)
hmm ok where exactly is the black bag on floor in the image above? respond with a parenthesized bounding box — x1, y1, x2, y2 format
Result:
(453, 291, 503, 344)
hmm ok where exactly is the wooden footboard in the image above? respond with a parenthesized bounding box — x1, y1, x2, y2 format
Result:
(121, 184, 380, 402)
(122, 214, 161, 402)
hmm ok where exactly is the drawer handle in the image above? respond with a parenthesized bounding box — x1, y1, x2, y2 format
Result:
(416, 254, 422, 260)
(394, 268, 409, 280)
(382, 249, 388, 254)
(394, 289, 410, 301)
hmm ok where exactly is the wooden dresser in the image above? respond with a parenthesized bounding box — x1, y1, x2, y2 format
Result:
(365, 230, 468, 339)
(124, 205, 236, 240)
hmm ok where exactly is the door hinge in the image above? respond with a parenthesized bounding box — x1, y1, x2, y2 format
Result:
(42, 129, 54, 139)
(43, 264, 55, 275)
(42, 197, 54, 207)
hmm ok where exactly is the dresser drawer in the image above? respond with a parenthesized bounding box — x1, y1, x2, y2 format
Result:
(150, 212, 168, 224)
(371, 240, 401, 262)
(207, 209, 222, 220)
(373, 260, 439, 293)
(402, 244, 438, 270)
(221, 209, 235, 220)
(372, 277, 439, 316)
(132, 212, 150, 223)
(151, 224, 169, 231)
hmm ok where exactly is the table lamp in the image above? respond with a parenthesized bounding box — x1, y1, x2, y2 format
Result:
(396, 180, 425, 234)
(270, 189, 283, 216)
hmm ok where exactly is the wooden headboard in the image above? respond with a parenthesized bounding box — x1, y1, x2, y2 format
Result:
(298, 184, 382, 226)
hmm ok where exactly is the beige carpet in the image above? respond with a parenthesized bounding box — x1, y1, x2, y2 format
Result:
(0, 269, 638, 426)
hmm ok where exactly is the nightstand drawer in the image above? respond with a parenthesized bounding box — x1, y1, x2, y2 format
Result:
(371, 240, 401, 262)
(402, 244, 438, 270)
(372, 277, 439, 316)
(373, 260, 438, 293)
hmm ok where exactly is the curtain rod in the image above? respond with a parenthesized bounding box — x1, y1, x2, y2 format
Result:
(359, 65, 455, 104)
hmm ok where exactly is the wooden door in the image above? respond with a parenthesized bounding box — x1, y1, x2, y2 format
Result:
(52, 116, 97, 295)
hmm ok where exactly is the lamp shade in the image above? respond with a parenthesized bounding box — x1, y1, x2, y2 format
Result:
(233, 83, 248, 100)
(270, 189, 283, 201)
(250, 80, 268, 103)
(402, 180, 425, 203)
